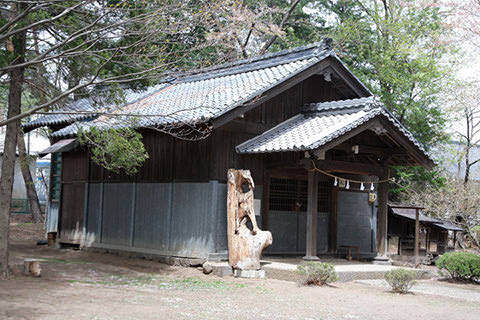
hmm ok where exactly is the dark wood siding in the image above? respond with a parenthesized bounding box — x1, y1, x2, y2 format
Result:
(58, 151, 88, 243)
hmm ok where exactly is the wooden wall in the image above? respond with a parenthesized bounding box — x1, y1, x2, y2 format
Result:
(59, 151, 88, 242)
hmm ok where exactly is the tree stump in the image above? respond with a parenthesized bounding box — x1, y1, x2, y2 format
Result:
(227, 169, 272, 271)
(24, 258, 41, 277)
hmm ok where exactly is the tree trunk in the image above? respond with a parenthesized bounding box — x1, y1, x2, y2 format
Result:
(0, 5, 26, 278)
(17, 129, 43, 223)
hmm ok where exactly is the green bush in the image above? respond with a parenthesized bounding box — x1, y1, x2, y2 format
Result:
(296, 262, 338, 286)
(436, 252, 480, 283)
(384, 268, 417, 294)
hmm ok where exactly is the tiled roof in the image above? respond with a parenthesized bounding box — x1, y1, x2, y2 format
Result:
(236, 96, 427, 160)
(24, 86, 168, 134)
(22, 98, 96, 132)
(50, 118, 95, 138)
(90, 45, 332, 130)
(235, 97, 430, 160)
(43, 41, 358, 137)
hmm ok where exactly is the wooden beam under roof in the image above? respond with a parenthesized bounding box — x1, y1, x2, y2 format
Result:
(332, 143, 407, 157)
(299, 158, 389, 177)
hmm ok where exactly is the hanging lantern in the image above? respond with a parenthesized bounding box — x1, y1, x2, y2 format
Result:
(360, 182, 365, 191)
(346, 180, 350, 190)
(370, 183, 374, 191)
(334, 177, 338, 187)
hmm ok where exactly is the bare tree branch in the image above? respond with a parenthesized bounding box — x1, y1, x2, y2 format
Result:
(258, 0, 301, 55)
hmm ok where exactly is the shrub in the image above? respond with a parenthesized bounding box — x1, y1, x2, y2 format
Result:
(436, 252, 480, 283)
(296, 262, 338, 286)
(384, 268, 417, 293)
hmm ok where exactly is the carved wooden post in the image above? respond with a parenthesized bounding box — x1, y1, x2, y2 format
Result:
(227, 169, 272, 274)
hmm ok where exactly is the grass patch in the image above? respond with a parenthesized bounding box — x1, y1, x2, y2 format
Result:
(68, 274, 249, 291)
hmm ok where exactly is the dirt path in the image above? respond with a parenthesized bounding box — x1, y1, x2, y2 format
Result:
(2, 222, 480, 320)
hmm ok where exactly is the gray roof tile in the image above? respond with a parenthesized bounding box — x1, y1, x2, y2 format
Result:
(43, 41, 337, 137)
(23, 98, 96, 131)
(236, 97, 430, 161)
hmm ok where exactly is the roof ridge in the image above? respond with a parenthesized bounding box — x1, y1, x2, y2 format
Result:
(191, 40, 329, 74)
(303, 96, 378, 112)
(174, 40, 332, 83)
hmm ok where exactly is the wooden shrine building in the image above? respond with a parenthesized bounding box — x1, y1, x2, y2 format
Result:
(24, 41, 434, 262)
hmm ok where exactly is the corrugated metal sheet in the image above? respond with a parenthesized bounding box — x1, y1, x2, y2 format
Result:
(85, 181, 227, 258)
(133, 183, 172, 250)
(235, 96, 430, 161)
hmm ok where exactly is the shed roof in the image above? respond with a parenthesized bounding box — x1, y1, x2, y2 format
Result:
(433, 221, 464, 232)
(235, 97, 430, 164)
(389, 207, 441, 223)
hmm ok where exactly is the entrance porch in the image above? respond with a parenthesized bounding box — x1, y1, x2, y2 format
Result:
(236, 97, 434, 262)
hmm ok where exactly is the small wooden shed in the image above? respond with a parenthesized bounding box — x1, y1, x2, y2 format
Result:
(387, 204, 463, 258)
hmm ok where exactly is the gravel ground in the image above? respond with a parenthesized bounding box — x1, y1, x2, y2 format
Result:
(2, 221, 480, 320)
(356, 279, 480, 303)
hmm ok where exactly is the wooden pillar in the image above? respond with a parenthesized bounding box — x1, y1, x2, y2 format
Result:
(375, 181, 388, 259)
(303, 170, 320, 261)
(328, 187, 338, 253)
(415, 208, 420, 267)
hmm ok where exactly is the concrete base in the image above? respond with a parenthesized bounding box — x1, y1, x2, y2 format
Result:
(233, 269, 266, 279)
(207, 251, 228, 261)
(372, 256, 392, 265)
(261, 258, 430, 282)
(302, 255, 320, 261)
(208, 262, 233, 277)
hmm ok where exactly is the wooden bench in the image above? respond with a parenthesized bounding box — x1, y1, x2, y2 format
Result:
(339, 245, 361, 261)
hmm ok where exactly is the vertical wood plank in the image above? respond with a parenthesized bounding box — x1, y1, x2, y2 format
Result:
(303, 170, 319, 260)
(329, 187, 338, 252)
(261, 171, 270, 230)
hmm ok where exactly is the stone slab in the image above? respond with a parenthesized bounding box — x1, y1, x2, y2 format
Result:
(234, 269, 266, 279)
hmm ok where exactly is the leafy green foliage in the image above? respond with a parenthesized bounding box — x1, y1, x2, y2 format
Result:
(296, 262, 338, 286)
(78, 127, 149, 175)
(390, 165, 447, 198)
(310, 0, 452, 148)
(384, 268, 417, 293)
(436, 252, 480, 283)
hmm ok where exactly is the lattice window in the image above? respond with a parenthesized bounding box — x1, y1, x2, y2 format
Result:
(269, 177, 330, 212)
